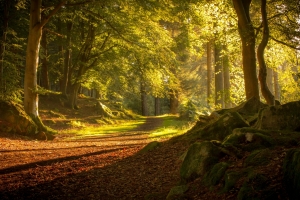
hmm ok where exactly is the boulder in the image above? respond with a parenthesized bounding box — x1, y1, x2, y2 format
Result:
(0, 100, 37, 135)
(180, 141, 223, 182)
(197, 112, 249, 141)
(255, 100, 300, 131)
(203, 162, 229, 187)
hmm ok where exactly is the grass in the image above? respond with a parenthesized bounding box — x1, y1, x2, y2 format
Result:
(149, 115, 194, 140)
(62, 118, 146, 139)
(60, 115, 193, 140)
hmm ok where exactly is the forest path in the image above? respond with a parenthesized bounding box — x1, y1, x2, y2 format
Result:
(0, 117, 188, 200)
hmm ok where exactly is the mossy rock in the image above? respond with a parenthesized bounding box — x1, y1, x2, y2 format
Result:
(180, 141, 223, 182)
(243, 149, 271, 167)
(188, 112, 249, 141)
(283, 148, 300, 200)
(237, 172, 276, 200)
(203, 162, 229, 187)
(0, 100, 37, 136)
(222, 168, 250, 193)
(166, 185, 188, 200)
(222, 128, 276, 151)
(138, 141, 161, 154)
(254, 100, 300, 131)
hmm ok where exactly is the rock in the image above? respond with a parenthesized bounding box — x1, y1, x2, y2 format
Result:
(180, 141, 223, 182)
(203, 162, 229, 186)
(198, 112, 249, 141)
(0, 100, 37, 136)
(283, 149, 300, 200)
(166, 185, 188, 200)
(222, 128, 276, 151)
(255, 100, 300, 131)
(243, 149, 271, 167)
(138, 141, 161, 154)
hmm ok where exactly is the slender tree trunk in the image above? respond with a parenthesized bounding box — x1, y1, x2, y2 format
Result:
(223, 45, 231, 108)
(140, 82, 148, 116)
(62, 21, 73, 95)
(206, 41, 213, 106)
(68, 83, 80, 109)
(57, 18, 64, 93)
(40, 30, 50, 89)
(233, 0, 260, 100)
(0, 0, 11, 92)
(24, 0, 43, 117)
(214, 42, 224, 108)
(155, 97, 160, 116)
(257, 0, 275, 105)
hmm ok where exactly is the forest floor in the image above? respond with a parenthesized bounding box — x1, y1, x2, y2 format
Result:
(0, 97, 190, 200)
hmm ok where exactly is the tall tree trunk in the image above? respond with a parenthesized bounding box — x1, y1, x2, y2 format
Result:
(223, 45, 231, 108)
(24, 0, 66, 130)
(62, 21, 73, 95)
(24, 0, 43, 117)
(155, 97, 160, 116)
(206, 41, 213, 106)
(68, 83, 80, 109)
(0, 0, 11, 92)
(233, 0, 260, 100)
(57, 18, 64, 93)
(214, 42, 224, 108)
(141, 82, 148, 116)
(257, 0, 275, 105)
(40, 30, 50, 89)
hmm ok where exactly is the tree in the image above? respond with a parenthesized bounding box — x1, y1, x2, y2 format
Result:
(232, 0, 260, 100)
(24, 0, 66, 128)
(257, 0, 275, 105)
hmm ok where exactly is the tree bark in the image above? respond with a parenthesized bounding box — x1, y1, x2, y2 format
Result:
(62, 21, 73, 95)
(24, 0, 43, 117)
(233, 0, 260, 100)
(0, 0, 11, 92)
(40, 30, 50, 89)
(257, 0, 275, 105)
(214, 42, 224, 108)
(206, 41, 213, 106)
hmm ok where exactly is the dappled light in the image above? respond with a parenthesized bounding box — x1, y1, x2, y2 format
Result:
(0, 0, 300, 199)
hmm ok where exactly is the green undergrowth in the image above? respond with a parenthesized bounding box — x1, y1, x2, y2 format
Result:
(149, 115, 194, 140)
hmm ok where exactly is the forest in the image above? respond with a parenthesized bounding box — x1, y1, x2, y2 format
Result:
(0, 0, 300, 199)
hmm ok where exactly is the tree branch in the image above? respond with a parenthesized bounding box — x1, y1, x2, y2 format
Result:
(41, 1, 67, 27)
(270, 36, 300, 50)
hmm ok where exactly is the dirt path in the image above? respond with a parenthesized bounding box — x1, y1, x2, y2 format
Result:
(0, 117, 188, 200)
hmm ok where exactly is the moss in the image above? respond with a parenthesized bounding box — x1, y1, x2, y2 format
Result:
(180, 141, 222, 182)
(166, 185, 188, 200)
(283, 149, 300, 200)
(199, 112, 249, 141)
(237, 172, 274, 200)
(222, 128, 276, 152)
(138, 141, 161, 154)
(244, 149, 271, 167)
(222, 169, 249, 193)
(203, 162, 229, 187)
